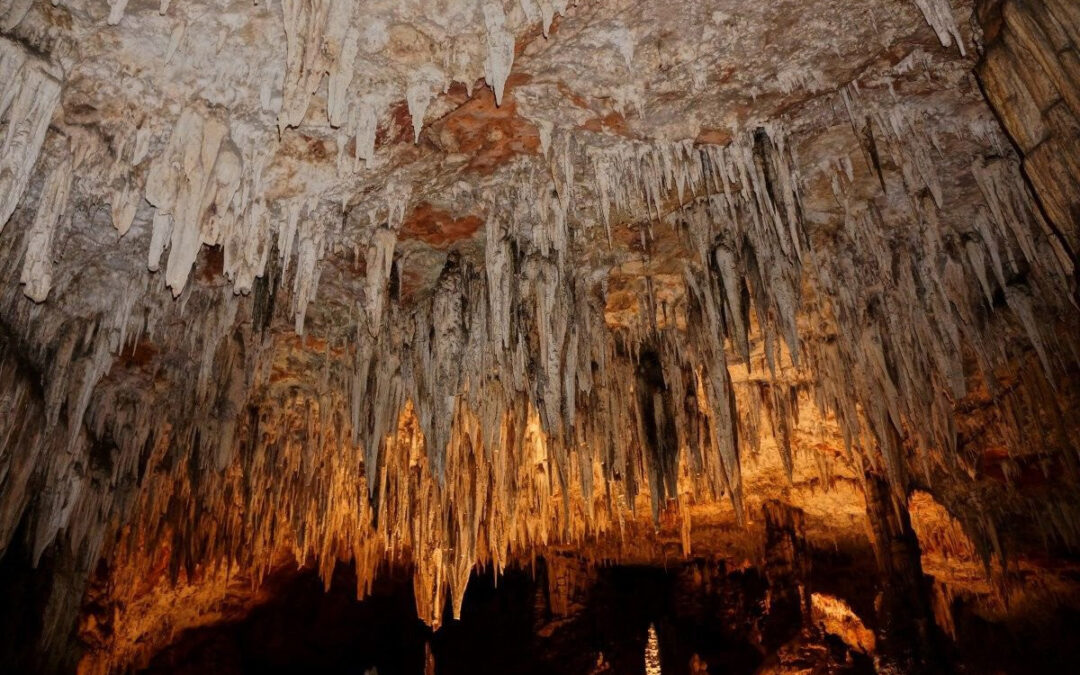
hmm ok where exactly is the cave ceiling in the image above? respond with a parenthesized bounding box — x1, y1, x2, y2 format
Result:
(2, 0, 1080, 671)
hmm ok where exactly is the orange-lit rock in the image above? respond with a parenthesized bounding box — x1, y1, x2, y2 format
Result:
(810, 593, 875, 654)
(0, 1, 1079, 673)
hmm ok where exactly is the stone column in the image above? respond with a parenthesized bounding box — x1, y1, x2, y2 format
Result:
(761, 500, 811, 650)
(862, 475, 940, 674)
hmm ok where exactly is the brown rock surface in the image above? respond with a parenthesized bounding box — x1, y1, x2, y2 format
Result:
(0, 0, 1078, 672)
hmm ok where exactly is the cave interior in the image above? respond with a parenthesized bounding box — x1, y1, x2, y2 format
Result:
(2, 0, 1080, 672)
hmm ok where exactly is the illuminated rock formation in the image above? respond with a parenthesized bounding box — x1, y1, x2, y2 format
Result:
(0, 0, 1078, 672)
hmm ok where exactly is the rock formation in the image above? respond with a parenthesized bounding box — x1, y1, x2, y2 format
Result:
(0, 0, 1079, 672)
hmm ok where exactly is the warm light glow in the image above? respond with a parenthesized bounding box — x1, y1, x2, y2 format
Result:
(645, 623, 662, 675)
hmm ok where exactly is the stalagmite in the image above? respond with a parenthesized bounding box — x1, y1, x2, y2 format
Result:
(863, 475, 940, 673)
(645, 623, 661, 675)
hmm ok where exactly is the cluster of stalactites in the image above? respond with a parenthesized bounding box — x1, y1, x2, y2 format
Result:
(276, 0, 562, 160)
(353, 125, 812, 517)
(22, 0, 566, 305)
(89, 95, 1080, 638)
(6, 32, 1080, 654)
(85, 124, 814, 634)
(809, 88, 1077, 490)
(352, 95, 1078, 621)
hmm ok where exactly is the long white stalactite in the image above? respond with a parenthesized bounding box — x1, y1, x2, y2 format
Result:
(0, 38, 60, 234)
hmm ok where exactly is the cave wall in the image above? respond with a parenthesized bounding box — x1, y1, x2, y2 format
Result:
(976, 0, 1080, 259)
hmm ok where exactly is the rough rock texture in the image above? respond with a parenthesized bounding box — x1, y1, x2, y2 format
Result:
(1, 0, 1079, 672)
(976, 0, 1080, 255)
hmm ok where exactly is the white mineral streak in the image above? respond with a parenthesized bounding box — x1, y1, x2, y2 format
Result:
(912, 0, 966, 55)
(147, 212, 171, 272)
(164, 21, 185, 66)
(353, 97, 380, 166)
(485, 212, 512, 350)
(0, 39, 61, 232)
(538, 119, 554, 158)
(20, 156, 73, 302)
(483, 2, 515, 106)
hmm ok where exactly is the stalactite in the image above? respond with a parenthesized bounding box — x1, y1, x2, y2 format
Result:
(482, 2, 514, 107)
(406, 65, 447, 143)
(106, 0, 129, 27)
(911, 0, 966, 56)
(144, 105, 235, 296)
(279, 0, 341, 131)
(19, 152, 72, 303)
(1, 8, 1079, 666)
(0, 39, 61, 232)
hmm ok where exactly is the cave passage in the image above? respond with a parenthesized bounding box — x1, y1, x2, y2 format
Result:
(129, 549, 1080, 675)
(138, 560, 781, 675)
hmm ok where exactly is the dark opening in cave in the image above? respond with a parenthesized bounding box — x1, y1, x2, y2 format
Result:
(136, 560, 803, 675)
(122, 551, 1080, 675)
